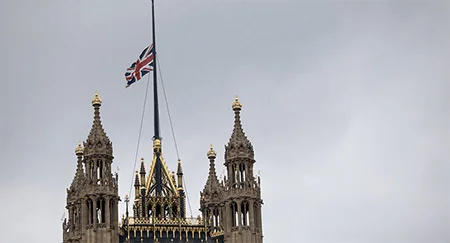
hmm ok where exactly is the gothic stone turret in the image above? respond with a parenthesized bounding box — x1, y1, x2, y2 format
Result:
(200, 97, 264, 243)
(223, 97, 263, 243)
(200, 145, 225, 238)
(63, 92, 120, 243)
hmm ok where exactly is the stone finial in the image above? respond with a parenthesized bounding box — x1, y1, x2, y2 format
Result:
(75, 141, 84, 155)
(232, 96, 242, 110)
(207, 144, 217, 159)
(92, 91, 102, 106)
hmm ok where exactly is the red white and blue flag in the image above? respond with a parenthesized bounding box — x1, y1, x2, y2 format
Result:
(125, 44, 154, 88)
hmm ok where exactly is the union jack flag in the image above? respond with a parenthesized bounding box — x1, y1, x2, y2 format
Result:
(125, 44, 154, 88)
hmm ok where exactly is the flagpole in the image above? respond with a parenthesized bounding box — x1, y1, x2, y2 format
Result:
(151, 0, 163, 196)
(152, 0, 160, 140)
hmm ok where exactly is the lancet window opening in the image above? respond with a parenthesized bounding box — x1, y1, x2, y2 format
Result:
(86, 199, 94, 225)
(100, 160, 103, 182)
(235, 164, 240, 186)
(213, 208, 220, 230)
(241, 201, 249, 226)
(239, 163, 246, 186)
(96, 161, 99, 183)
(88, 162, 94, 182)
(96, 198, 105, 224)
(230, 202, 238, 227)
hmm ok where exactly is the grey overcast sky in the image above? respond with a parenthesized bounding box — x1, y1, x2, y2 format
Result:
(1, 0, 449, 242)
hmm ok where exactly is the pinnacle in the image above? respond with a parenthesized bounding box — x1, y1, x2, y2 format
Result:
(134, 171, 140, 187)
(202, 145, 222, 196)
(84, 92, 112, 156)
(140, 158, 146, 174)
(225, 97, 254, 160)
(177, 159, 183, 174)
(70, 141, 86, 190)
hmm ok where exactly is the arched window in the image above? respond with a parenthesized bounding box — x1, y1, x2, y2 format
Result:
(230, 202, 238, 227)
(240, 163, 246, 186)
(213, 208, 220, 230)
(86, 199, 94, 225)
(241, 201, 249, 226)
(99, 160, 103, 181)
(234, 164, 239, 186)
(96, 198, 105, 224)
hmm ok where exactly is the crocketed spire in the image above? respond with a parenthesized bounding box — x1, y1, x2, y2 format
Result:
(225, 96, 254, 160)
(83, 92, 113, 156)
(176, 159, 184, 189)
(177, 159, 183, 174)
(134, 171, 140, 187)
(70, 141, 85, 190)
(140, 158, 146, 174)
(202, 145, 221, 196)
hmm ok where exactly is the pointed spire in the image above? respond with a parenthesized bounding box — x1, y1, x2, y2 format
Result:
(140, 158, 146, 186)
(177, 159, 183, 174)
(140, 158, 146, 174)
(134, 171, 140, 187)
(84, 92, 112, 157)
(203, 145, 221, 196)
(225, 96, 254, 160)
(70, 141, 85, 189)
(134, 171, 140, 198)
(177, 159, 183, 189)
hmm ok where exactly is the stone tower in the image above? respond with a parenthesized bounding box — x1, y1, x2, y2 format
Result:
(63, 93, 120, 243)
(200, 145, 225, 242)
(200, 97, 264, 243)
(222, 97, 263, 243)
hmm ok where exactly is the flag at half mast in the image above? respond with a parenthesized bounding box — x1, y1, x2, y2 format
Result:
(124, 43, 154, 88)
